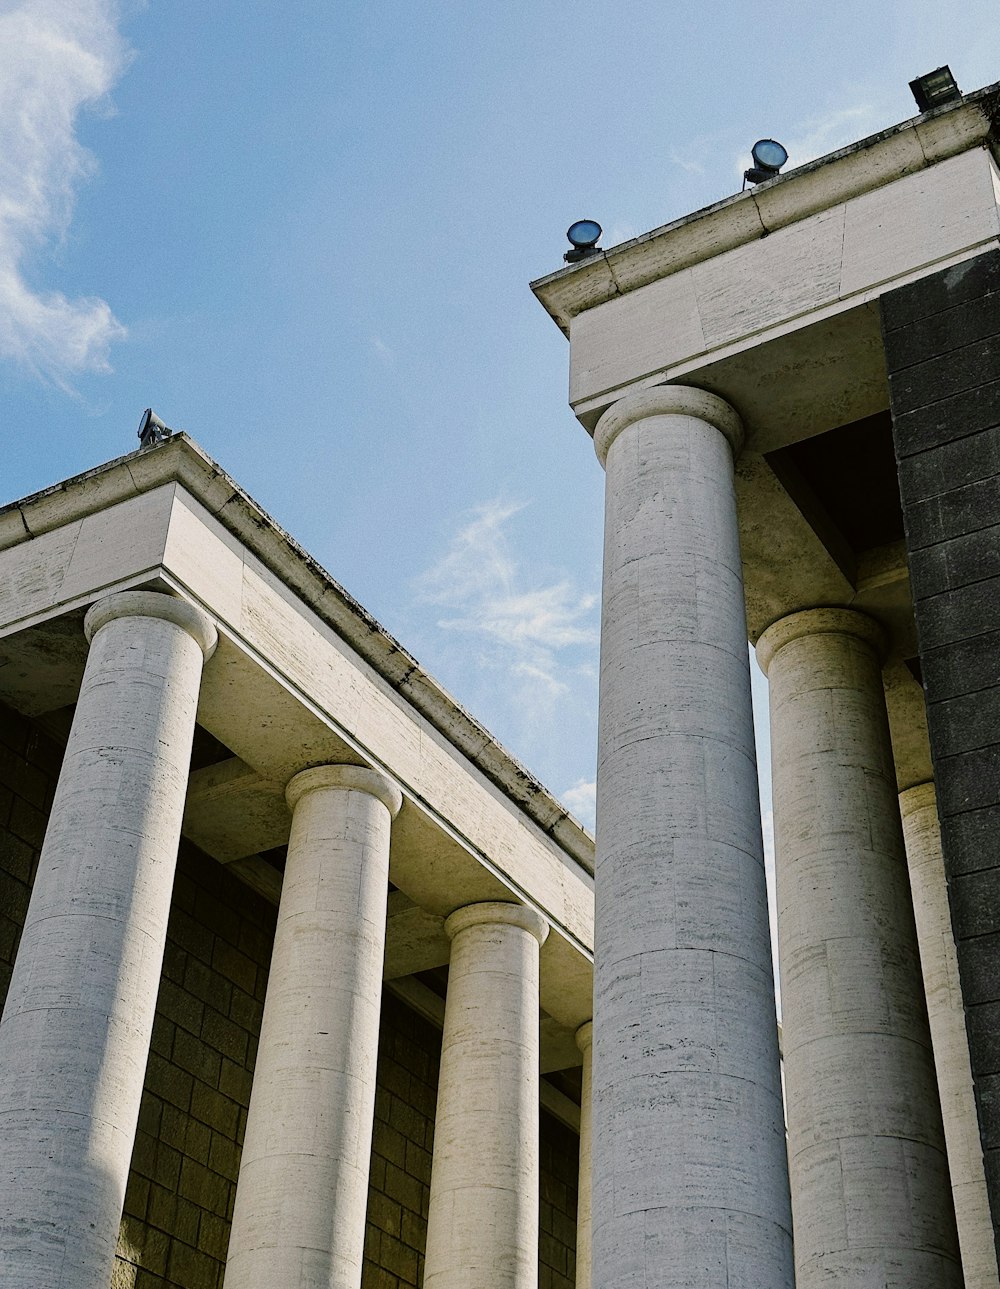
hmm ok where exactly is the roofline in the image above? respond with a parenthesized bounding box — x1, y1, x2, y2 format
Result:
(0, 437, 596, 872)
(531, 81, 1000, 336)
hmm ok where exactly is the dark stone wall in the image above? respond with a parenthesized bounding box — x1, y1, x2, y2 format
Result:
(883, 247, 1000, 1247)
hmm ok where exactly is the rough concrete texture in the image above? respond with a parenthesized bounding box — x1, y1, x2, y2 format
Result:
(900, 781, 1000, 1289)
(591, 386, 792, 1288)
(225, 765, 402, 1289)
(574, 1022, 592, 1289)
(0, 591, 216, 1289)
(424, 902, 549, 1289)
(757, 607, 961, 1287)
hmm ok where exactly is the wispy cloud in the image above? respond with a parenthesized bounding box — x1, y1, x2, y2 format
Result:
(561, 778, 596, 830)
(761, 805, 782, 1014)
(371, 335, 394, 366)
(0, 0, 129, 386)
(413, 498, 599, 742)
(781, 103, 885, 169)
(668, 151, 706, 177)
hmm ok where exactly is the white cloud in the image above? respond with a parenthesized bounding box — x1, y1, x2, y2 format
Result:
(371, 335, 394, 366)
(0, 0, 128, 385)
(561, 778, 596, 830)
(761, 806, 782, 1015)
(668, 151, 706, 177)
(731, 102, 890, 185)
(414, 498, 599, 728)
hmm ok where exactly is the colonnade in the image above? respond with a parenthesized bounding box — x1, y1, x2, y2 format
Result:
(0, 588, 583, 1289)
(587, 382, 982, 1288)
(0, 379, 991, 1289)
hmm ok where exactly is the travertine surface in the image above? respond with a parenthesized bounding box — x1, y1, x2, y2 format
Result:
(0, 591, 216, 1288)
(592, 386, 792, 1288)
(900, 782, 999, 1289)
(224, 765, 402, 1289)
(574, 1022, 592, 1289)
(566, 149, 1000, 412)
(758, 608, 961, 1287)
(424, 902, 549, 1289)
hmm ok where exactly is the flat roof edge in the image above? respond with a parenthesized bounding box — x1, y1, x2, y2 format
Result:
(1, 437, 595, 873)
(532, 83, 1000, 335)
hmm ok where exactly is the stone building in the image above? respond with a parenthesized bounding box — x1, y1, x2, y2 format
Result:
(531, 73, 1000, 1289)
(0, 74, 998, 1289)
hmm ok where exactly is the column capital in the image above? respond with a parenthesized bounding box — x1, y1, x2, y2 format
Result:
(755, 605, 887, 677)
(285, 763, 403, 817)
(899, 780, 937, 817)
(84, 590, 218, 659)
(593, 384, 743, 468)
(444, 900, 549, 947)
(575, 1020, 593, 1053)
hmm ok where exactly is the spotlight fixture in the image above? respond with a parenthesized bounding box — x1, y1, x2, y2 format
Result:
(565, 220, 603, 263)
(136, 408, 172, 449)
(744, 139, 789, 188)
(909, 66, 961, 113)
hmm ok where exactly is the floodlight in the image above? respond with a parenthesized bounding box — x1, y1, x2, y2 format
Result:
(744, 139, 789, 187)
(565, 220, 603, 263)
(909, 66, 961, 113)
(137, 408, 172, 449)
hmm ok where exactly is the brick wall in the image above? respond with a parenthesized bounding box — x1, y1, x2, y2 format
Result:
(883, 246, 1000, 1252)
(113, 842, 276, 1289)
(0, 703, 61, 1004)
(0, 700, 581, 1287)
(539, 1111, 579, 1289)
(364, 993, 439, 1288)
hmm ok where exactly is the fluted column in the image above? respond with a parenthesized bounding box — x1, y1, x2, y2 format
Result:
(757, 608, 961, 1287)
(0, 590, 217, 1288)
(591, 385, 792, 1287)
(424, 902, 549, 1289)
(575, 1021, 593, 1289)
(225, 764, 402, 1289)
(900, 781, 999, 1289)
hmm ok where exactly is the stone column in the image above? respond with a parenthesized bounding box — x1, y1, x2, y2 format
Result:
(900, 781, 1000, 1289)
(424, 902, 549, 1289)
(0, 590, 217, 1288)
(575, 1021, 593, 1289)
(224, 764, 402, 1289)
(591, 385, 792, 1288)
(756, 608, 961, 1287)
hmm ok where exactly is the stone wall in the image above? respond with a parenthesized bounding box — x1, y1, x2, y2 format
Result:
(539, 1111, 579, 1289)
(0, 703, 60, 1008)
(883, 247, 1000, 1252)
(0, 700, 581, 1287)
(113, 842, 276, 1289)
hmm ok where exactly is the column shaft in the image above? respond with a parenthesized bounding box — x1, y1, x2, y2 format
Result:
(0, 591, 216, 1288)
(900, 782, 1000, 1289)
(224, 764, 402, 1289)
(758, 609, 961, 1287)
(424, 902, 549, 1289)
(575, 1021, 593, 1289)
(592, 386, 792, 1288)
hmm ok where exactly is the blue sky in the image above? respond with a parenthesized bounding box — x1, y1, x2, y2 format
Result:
(2, 0, 999, 853)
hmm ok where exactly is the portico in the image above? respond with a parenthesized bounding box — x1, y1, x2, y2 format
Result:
(532, 78, 1000, 1289)
(0, 441, 595, 1288)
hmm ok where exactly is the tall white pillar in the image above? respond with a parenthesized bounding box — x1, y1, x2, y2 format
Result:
(0, 591, 217, 1288)
(757, 608, 961, 1287)
(900, 781, 1000, 1289)
(575, 1020, 593, 1289)
(224, 764, 402, 1289)
(424, 902, 549, 1289)
(591, 385, 792, 1288)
